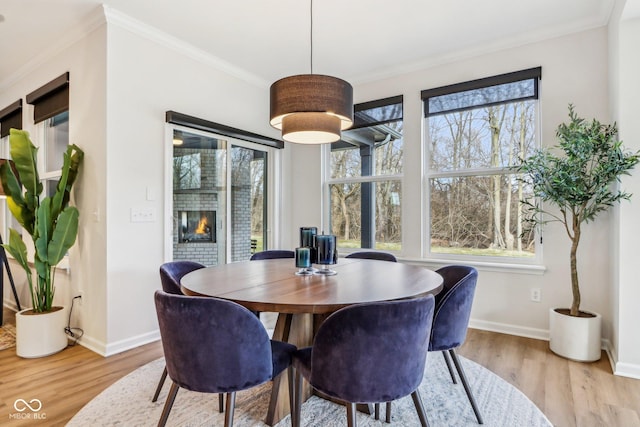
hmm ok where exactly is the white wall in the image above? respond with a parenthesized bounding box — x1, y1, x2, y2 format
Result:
(0, 20, 108, 345)
(609, 0, 640, 378)
(289, 28, 617, 347)
(1, 7, 285, 355)
(102, 15, 282, 354)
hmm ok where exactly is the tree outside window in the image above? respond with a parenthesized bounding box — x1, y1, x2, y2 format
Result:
(423, 68, 541, 260)
(328, 96, 403, 251)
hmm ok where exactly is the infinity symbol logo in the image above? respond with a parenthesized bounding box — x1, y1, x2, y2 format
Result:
(14, 399, 43, 412)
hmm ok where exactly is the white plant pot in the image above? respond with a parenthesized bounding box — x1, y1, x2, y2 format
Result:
(16, 306, 68, 358)
(549, 308, 601, 362)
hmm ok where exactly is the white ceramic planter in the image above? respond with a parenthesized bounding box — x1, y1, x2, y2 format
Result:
(16, 306, 68, 358)
(549, 308, 601, 362)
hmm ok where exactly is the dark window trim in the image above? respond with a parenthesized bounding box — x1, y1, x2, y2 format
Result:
(166, 111, 284, 149)
(0, 99, 23, 138)
(421, 67, 541, 117)
(355, 95, 404, 112)
(26, 72, 70, 123)
(351, 95, 403, 130)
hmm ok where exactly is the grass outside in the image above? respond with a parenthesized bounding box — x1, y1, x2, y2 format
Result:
(253, 236, 533, 258)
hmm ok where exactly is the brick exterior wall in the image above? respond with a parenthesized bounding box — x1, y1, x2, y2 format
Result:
(172, 147, 253, 265)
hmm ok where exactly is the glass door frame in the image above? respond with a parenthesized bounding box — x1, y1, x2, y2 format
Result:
(164, 123, 281, 264)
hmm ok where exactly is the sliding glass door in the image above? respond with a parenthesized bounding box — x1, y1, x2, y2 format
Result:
(169, 127, 269, 265)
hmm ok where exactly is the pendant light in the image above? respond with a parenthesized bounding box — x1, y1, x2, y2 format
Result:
(269, 0, 353, 144)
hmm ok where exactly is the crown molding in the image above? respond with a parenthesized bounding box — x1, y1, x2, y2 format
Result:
(102, 5, 268, 89)
(0, 5, 105, 92)
(352, 12, 613, 85)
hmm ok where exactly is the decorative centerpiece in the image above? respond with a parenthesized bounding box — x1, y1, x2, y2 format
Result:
(295, 247, 313, 275)
(314, 234, 337, 275)
(299, 226, 318, 273)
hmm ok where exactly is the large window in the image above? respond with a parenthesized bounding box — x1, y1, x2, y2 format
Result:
(26, 73, 70, 198)
(422, 68, 541, 261)
(327, 96, 403, 252)
(40, 112, 69, 197)
(0, 100, 23, 245)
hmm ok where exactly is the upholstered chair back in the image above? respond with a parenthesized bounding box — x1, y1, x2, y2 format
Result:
(250, 250, 295, 260)
(308, 294, 435, 404)
(429, 265, 478, 352)
(159, 261, 205, 295)
(345, 251, 397, 262)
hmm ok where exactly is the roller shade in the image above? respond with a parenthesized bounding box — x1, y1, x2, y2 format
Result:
(0, 99, 22, 138)
(26, 72, 69, 123)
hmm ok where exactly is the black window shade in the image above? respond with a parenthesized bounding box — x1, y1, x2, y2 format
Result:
(26, 72, 70, 123)
(0, 99, 22, 138)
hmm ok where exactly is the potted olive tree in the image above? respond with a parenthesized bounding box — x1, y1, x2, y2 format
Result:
(515, 105, 639, 361)
(0, 128, 83, 358)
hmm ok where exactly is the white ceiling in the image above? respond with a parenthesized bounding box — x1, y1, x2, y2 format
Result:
(0, 0, 615, 89)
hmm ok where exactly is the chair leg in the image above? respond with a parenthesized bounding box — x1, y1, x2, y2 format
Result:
(293, 369, 303, 427)
(288, 367, 295, 427)
(410, 389, 430, 427)
(449, 349, 484, 424)
(385, 401, 392, 423)
(224, 391, 236, 427)
(152, 366, 168, 402)
(442, 350, 457, 384)
(374, 403, 380, 420)
(346, 402, 357, 427)
(218, 393, 224, 413)
(157, 382, 179, 427)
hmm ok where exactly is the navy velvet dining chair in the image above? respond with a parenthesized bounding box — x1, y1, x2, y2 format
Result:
(250, 250, 295, 260)
(345, 251, 397, 263)
(345, 250, 398, 420)
(380, 265, 483, 425)
(428, 265, 483, 424)
(154, 290, 296, 427)
(152, 261, 209, 404)
(291, 294, 435, 427)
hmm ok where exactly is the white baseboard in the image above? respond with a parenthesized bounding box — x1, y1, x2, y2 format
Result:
(102, 330, 161, 357)
(603, 339, 640, 379)
(469, 318, 640, 379)
(77, 330, 161, 357)
(2, 301, 161, 357)
(469, 318, 549, 341)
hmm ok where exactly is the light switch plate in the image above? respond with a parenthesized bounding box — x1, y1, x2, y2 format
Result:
(130, 207, 156, 222)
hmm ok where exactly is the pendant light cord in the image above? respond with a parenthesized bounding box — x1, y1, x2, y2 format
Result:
(310, 0, 313, 74)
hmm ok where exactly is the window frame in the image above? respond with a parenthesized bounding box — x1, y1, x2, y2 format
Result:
(422, 68, 543, 265)
(324, 95, 404, 253)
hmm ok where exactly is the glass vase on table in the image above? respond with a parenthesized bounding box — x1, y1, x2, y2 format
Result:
(300, 226, 318, 273)
(314, 234, 337, 276)
(295, 247, 313, 276)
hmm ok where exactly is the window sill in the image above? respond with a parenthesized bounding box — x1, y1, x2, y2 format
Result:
(396, 257, 546, 275)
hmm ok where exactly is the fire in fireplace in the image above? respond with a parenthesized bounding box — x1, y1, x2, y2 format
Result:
(178, 210, 216, 243)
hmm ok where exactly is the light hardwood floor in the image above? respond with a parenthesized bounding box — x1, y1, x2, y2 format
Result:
(1, 308, 639, 426)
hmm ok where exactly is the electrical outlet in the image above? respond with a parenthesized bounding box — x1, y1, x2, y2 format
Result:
(530, 288, 541, 302)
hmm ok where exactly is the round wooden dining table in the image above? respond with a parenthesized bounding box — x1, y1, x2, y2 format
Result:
(181, 257, 443, 425)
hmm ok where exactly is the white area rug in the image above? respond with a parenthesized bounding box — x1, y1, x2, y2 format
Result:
(68, 353, 551, 426)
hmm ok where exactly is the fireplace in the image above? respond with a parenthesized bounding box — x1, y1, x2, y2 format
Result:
(178, 210, 216, 243)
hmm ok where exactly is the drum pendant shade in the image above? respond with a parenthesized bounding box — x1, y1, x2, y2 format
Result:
(270, 74, 353, 144)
